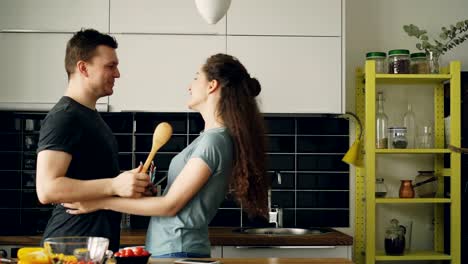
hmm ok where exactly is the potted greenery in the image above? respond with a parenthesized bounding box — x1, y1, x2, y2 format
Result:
(403, 20, 468, 73)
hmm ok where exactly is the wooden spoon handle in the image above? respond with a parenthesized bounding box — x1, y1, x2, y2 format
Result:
(142, 148, 159, 174)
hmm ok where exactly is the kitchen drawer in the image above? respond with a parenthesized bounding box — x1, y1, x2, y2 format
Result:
(221, 245, 352, 259)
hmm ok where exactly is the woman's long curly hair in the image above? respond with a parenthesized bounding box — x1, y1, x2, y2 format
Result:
(202, 53, 269, 218)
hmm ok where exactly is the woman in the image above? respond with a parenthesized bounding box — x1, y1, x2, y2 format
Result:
(64, 53, 269, 258)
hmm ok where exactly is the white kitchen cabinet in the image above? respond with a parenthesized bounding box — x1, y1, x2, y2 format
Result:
(221, 246, 352, 259)
(227, 36, 343, 113)
(110, 0, 226, 34)
(0, 33, 107, 111)
(0, 0, 109, 32)
(0, 33, 68, 106)
(109, 35, 225, 112)
(227, 0, 341, 36)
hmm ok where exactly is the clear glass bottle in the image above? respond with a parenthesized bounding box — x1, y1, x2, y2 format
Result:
(366, 52, 387, 73)
(376, 178, 388, 198)
(417, 124, 434, 148)
(403, 104, 416, 148)
(376, 92, 389, 148)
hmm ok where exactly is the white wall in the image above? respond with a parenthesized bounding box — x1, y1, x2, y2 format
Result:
(345, 0, 467, 260)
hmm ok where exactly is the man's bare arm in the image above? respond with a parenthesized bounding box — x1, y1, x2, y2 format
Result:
(36, 150, 150, 204)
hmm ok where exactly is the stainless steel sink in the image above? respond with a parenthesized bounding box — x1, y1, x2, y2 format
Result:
(234, 227, 331, 235)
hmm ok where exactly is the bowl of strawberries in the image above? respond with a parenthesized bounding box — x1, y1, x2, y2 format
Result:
(114, 246, 151, 264)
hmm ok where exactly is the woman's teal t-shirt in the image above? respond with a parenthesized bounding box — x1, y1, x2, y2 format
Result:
(146, 127, 233, 256)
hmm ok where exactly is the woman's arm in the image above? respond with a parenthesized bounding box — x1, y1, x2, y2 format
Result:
(65, 157, 212, 216)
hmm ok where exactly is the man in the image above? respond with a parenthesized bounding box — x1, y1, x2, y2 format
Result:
(36, 29, 149, 251)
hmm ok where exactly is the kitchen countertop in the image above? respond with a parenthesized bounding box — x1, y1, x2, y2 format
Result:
(0, 227, 352, 246)
(151, 258, 353, 264)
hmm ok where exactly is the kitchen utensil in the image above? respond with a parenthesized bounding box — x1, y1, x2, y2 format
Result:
(399, 180, 415, 198)
(141, 122, 173, 174)
(43, 236, 111, 264)
(414, 171, 437, 198)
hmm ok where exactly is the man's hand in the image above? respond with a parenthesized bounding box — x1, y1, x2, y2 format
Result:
(111, 165, 150, 198)
(63, 200, 101, 214)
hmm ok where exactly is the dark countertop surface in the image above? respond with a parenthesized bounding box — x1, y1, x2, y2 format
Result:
(0, 227, 353, 246)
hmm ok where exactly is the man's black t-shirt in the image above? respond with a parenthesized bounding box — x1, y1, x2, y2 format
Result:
(37, 96, 121, 251)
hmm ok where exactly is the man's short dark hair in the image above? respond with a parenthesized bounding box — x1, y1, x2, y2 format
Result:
(65, 28, 118, 78)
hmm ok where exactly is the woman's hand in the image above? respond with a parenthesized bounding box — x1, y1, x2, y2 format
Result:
(63, 200, 101, 215)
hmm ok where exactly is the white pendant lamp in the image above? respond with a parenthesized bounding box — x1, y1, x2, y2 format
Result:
(195, 0, 232, 24)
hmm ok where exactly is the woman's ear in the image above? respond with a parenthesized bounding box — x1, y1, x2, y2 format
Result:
(207, 79, 220, 94)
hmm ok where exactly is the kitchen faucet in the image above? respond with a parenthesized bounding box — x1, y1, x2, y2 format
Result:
(268, 171, 283, 228)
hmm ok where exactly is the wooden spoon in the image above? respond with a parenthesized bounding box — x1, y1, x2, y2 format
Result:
(141, 122, 173, 173)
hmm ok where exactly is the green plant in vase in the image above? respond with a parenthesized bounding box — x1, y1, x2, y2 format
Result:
(403, 20, 468, 73)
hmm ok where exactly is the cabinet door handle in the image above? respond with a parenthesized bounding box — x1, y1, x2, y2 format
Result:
(234, 246, 336, 249)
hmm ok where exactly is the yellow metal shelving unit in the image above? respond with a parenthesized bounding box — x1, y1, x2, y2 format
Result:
(354, 60, 461, 264)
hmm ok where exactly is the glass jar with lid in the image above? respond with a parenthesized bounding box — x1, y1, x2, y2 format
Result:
(366, 52, 387, 73)
(388, 49, 410, 74)
(376, 178, 388, 198)
(385, 219, 406, 255)
(388, 127, 408, 149)
(410, 52, 429, 74)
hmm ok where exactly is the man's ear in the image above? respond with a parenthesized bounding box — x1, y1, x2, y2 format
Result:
(76, 61, 88, 77)
(208, 79, 220, 94)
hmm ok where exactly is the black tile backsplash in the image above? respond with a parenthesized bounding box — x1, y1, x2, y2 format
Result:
(296, 191, 349, 208)
(210, 209, 241, 227)
(0, 134, 22, 151)
(1, 171, 21, 189)
(264, 117, 295, 134)
(0, 111, 350, 235)
(267, 154, 295, 171)
(101, 113, 133, 133)
(296, 172, 349, 190)
(270, 172, 294, 189)
(296, 209, 349, 227)
(271, 191, 295, 208)
(267, 136, 295, 153)
(118, 154, 133, 171)
(0, 190, 21, 208)
(135, 113, 187, 134)
(297, 136, 349, 153)
(188, 113, 204, 134)
(297, 116, 349, 135)
(115, 135, 133, 152)
(0, 152, 21, 170)
(297, 154, 348, 171)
